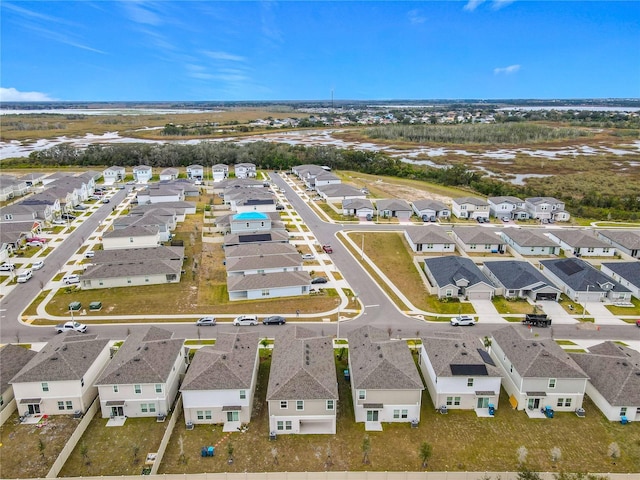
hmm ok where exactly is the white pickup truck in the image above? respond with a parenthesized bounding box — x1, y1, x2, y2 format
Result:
(55, 321, 87, 334)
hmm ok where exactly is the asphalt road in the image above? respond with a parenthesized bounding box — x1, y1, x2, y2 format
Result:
(1, 177, 638, 346)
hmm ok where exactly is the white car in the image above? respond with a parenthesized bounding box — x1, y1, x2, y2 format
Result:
(55, 321, 87, 334)
(26, 240, 44, 247)
(84, 251, 95, 258)
(450, 315, 476, 326)
(233, 315, 258, 326)
(32, 260, 45, 270)
(52, 219, 67, 225)
(62, 274, 80, 285)
(16, 269, 33, 283)
(301, 253, 315, 260)
(0, 263, 15, 272)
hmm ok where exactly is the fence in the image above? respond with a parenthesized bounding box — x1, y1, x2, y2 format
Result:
(0, 398, 17, 427)
(150, 395, 183, 475)
(45, 398, 99, 478)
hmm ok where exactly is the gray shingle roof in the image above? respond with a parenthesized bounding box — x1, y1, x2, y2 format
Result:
(103, 224, 159, 239)
(525, 197, 564, 205)
(569, 342, 640, 406)
(227, 271, 311, 291)
(488, 196, 524, 205)
(424, 256, 494, 289)
(223, 230, 289, 247)
(601, 262, 640, 289)
(342, 198, 374, 210)
(453, 197, 488, 207)
(598, 230, 640, 250)
(224, 243, 298, 258)
(10, 333, 109, 384)
(484, 260, 559, 290)
(91, 246, 184, 264)
(347, 326, 423, 390)
(540, 258, 630, 293)
(267, 327, 338, 401)
(501, 228, 558, 247)
(96, 327, 183, 386)
(420, 335, 502, 378)
(376, 199, 413, 212)
(226, 254, 302, 272)
(452, 227, 505, 245)
(548, 230, 610, 249)
(181, 332, 259, 391)
(491, 326, 588, 379)
(411, 199, 448, 211)
(316, 184, 364, 197)
(405, 225, 452, 245)
(0, 344, 36, 393)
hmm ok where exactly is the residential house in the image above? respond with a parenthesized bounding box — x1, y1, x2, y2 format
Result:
(113, 213, 174, 242)
(450, 226, 506, 254)
(307, 172, 341, 190)
(501, 229, 560, 256)
(103, 166, 126, 185)
(488, 196, 529, 220)
(159, 168, 179, 181)
(235, 163, 256, 179)
(342, 198, 375, 219)
(451, 197, 490, 220)
(569, 342, 640, 422)
(375, 199, 413, 221)
(483, 260, 561, 301)
(0, 204, 41, 224)
(227, 270, 311, 301)
(540, 258, 632, 303)
(423, 255, 495, 300)
(490, 326, 588, 414)
(186, 165, 204, 182)
(0, 175, 29, 201)
(315, 184, 366, 203)
(404, 225, 455, 253)
(101, 225, 161, 250)
(19, 172, 47, 188)
(130, 201, 196, 219)
(214, 178, 266, 195)
(347, 326, 423, 428)
(226, 254, 302, 277)
(95, 327, 186, 419)
(80, 246, 184, 290)
(547, 229, 615, 257)
(181, 332, 260, 428)
(224, 243, 299, 259)
(0, 344, 36, 416)
(600, 262, 640, 299)
(267, 327, 338, 435)
(419, 334, 502, 413)
(212, 164, 229, 183)
(215, 211, 284, 235)
(597, 230, 640, 259)
(235, 197, 277, 214)
(525, 197, 570, 222)
(411, 199, 450, 221)
(133, 165, 153, 183)
(136, 184, 185, 205)
(229, 211, 272, 234)
(10, 333, 110, 417)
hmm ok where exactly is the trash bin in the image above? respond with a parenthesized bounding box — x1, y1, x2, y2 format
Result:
(208, 446, 215, 456)
(488, 404, 495, 416)
(343, 369, 350, 381)
(201, 447, 207, 457)
(620, 416, 628, 425)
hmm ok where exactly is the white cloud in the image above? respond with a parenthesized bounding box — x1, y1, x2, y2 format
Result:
(494, 64, 521, 75)
(464, 0, 515, 12)
(202, 51, 247, 62)
(0, 87, 55, 102)
(492, 0, 515, 10)
(122, 1, 163, 26)
(464, 0, 486, 11)
(407, 9, 426, 25)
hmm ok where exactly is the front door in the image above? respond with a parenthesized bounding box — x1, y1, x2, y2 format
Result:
(226, 411, 239, 422)
(366, 410, 379, 422)
(527, 398, 540, 410)
(477, 397, 489, 408)
(27, 404, 40, 415)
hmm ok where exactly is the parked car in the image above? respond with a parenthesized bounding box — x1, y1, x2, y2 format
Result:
(61, 214, 76, 220)
(55, 321, 87, 334)
(311, 276, 328, 284)
(233, 315, 258, 326)
(102, 198, 110, 204)
(263, 315, 286, 325)
(275, 204, 285, 210)
(29, 237, 47, 243)
(62, 274, 80, 285)
(52, 219, 67, 225)
(26, 240, 44, 247)
(73, 205, 88, 211)
(31, 260, 45, 270)
(0, 263, 16, 271)
(16, 269, 33, 283)
(84, 251, 95, 258)
(476, 217, 487, 223)
(450, 315, 476, 326)
(196, 316, 216, 326)
(301, 253, 315, 260)
(636, 319, 640, 328)
(502, 216, 511, 222)
(322, 245, 333, 254)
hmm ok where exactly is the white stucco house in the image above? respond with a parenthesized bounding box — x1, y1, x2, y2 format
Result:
(102, 225, 161, 250)
(235, 163, 256, 179)
(103, 166, 126, 185)
(404, 225, 455, 253)
(411, 199, 450, 221)
(525, 197, 570, 222)
(451, 197, 490, 220)
(133, 165, 153, 183)
(423, 255, 495, 300)
(186, 165, 204, 182)
(488, 196, 529, 220)
(212, 164, 229, 183)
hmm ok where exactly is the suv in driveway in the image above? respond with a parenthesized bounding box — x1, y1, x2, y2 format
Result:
(233, 315, 258, 326)
(450, 315, 476, 326)
(62, 274, 80, 285)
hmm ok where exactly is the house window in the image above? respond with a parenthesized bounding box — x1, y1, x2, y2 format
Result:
(155, 384, 163, 394)
(358, 390, 366, 400)
(4, 214, 13, 220)
(401, 409, 408, 419)
(427, 243, 433, 249)
(454, 397, 461, 406)
(280, 401, 288, 409)
(557, 398, 564, 407)
(326, 400, 334, 411)
(470, 244, 477, 250)
(446, 397, 453, 406)
(257, 269, 265, 274)
(145, 277, 150, 283)
(240, 390, 246, 400)
(204, 411, 212, 420)
(564, 399, 572, 407)
(548, 378, 556, 389)
(149, 403, 156, 413)
(296, 400, 304, 411)
(620, 407, 627, 417)
(197, 411, 204, 420)
(129, 237, 134, 243)
(604, 248, 610, 253)
(285, 421, 292, 431)
(484, 244, 491, 250)
(262, 289, 270, 297)
(58, 401, 65, 411)
(587, 247, 594, 253)
(66, 401, 73, 410)
(42, 382, 49, 392)
(134, 384, 142, 394)
(113, 385, 119, 393)
(141, 404, 148, 413)
(393, 409, 400, 419)
(127, 278, 132, 284)
(277, 421, 284, 431)
(467, 378, 474, 387)
(446, 289, 453, 297)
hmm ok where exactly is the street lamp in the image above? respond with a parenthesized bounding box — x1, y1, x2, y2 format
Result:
(582, 285, 592, 320)
(361, 234, 364, 260)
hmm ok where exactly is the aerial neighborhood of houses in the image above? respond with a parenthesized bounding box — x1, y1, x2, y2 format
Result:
(1, 160, 640, 455)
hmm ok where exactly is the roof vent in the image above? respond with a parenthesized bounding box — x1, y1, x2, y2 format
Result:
(377, 345, 381, 350)
(532, 342, 538, 346)
(51, 357, 58, 361)
(461, 352, 468, 356)
(364, 333, 368, 338)
(222, 355, 227, 360)
(134, 358, 141, 362)
(622, 362, 629, 367)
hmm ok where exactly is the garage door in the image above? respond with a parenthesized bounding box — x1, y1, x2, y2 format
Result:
(536, 292, 557, 301)
(467, 291, 491, 300)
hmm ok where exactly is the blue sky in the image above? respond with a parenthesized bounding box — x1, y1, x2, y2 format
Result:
(1, 1, 638, 102)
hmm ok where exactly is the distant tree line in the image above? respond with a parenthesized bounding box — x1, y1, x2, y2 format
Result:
(6, 140, 639, 220)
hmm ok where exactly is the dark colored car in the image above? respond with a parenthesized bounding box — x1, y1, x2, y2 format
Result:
(311, 277, 328, 284)
(636, 320, 640, 328)
(263, 315, 286, 325)
(322, 245, 333, 253)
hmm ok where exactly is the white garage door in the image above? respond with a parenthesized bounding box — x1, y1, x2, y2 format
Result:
(467, 291, 492, 300)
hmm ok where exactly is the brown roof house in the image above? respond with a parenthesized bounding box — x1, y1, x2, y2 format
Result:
(267, 327, 338, 435)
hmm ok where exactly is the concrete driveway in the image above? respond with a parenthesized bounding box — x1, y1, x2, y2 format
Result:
(584, 302, 628, 325)
(469, 299, 509, 324)
(536, 301, 577, 325)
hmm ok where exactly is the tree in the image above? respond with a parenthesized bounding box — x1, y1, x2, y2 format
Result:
(361, 435, 371, 464)
(227, 441, 234, 464)
(419, 442, 432, 468)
